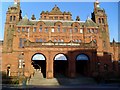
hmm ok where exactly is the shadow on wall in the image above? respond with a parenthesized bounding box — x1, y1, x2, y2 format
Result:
(54, 49, 119, 85)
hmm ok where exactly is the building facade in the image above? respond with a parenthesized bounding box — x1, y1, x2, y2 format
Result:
(2, 0, 120, 79)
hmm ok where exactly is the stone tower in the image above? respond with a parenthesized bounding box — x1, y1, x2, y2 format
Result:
(3, 0, 22, 52)
(92, 0, 110, 53)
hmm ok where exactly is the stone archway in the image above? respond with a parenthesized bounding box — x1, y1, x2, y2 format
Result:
(54, 53, 68, 78)
(76, 53, 89, 76)
(31, 53, 46, 78)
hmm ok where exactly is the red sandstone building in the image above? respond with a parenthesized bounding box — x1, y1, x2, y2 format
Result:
(2, 0, 120, 79)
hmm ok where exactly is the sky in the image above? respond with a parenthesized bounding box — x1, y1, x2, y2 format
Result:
(0, 0, 119, 42)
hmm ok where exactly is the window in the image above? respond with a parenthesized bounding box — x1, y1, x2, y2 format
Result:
(22, 27, 25, 32)
(94, 29, 98, 33)
(70, 29, 72, 33)
(79, 39, 82, 43)
(75, 40, 78, 42)
(39, 25, 42, 32)
(35, 38, 39, 42)
(93, 39, 97, 43)
(51, 28, 54, 32)
(63, 29, 66, 32)
(102, 18, 104, 23)
(10, 16, 12, 21)
(87, 29, 90, 33)
(17, 27, 20, 33)
(66, 16, 68, 20)
(98, 18, 101, 23)
(44, 16, 46, 19)
(58, 39, 60, 42)
(90, 29, 94, 33)
(33, 27, 36, 32)
(45, 28, 48, 33)
(61, 39, 64, 42)
(74, 27, 78, 33)
(60, 17, 63, 20)
(54, 39, 57, 42)
(57, 25, 60, 32)
(40, 39, 42, 42)
(55, 16, 58, 20)
(80, 28, 83, 33)
(26, 27, 29, 33)
(19, 38, 23, 48)
(13, 16, 16, 21)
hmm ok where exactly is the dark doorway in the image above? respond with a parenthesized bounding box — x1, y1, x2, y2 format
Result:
(54, 54, 68, 78)
(76, 60, 88, 76)
(32, 53, 46, 78)
(54, 60, 68, 78)
(76, 54, 89, 76)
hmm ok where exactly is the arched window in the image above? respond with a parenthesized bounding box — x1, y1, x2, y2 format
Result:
(57, 25, 60, 32)
(39, 25, 42, 32)
(102, 18, 104, 23)
(74, 26, 78, 33)
(79, 39, 82, 43)
(98, 18, 101, 23)
(13, 16, 16, 21)
(10, 16, 12, 21)
(32, 53, 46, 60)
(54, 54, 67, 60)
(76, 54, 89, 61)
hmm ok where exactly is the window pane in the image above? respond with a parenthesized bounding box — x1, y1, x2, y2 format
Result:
(74, 27, 78, 33)
(45, 28, 48, 32)
(51, 28, 54, 32)
(39, 25, 42, 32)
(22, 28, 25, 32)
(70, 29, 72, 33)
(33, 27, 36, 32)
(80, 29, 83, 33)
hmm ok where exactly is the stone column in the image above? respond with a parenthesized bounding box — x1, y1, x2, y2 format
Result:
(46, 51, 53, 79)
(68, 51, 76, 78)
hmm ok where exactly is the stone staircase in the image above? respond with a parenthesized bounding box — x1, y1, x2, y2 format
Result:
(27, 69, 59, 86)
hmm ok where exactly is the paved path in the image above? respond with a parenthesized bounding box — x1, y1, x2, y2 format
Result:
(27, 70, 97, 86)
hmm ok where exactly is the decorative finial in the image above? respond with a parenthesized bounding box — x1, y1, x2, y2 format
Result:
(76, 16, 80, 21)
(14, 0, 20, 4)
(87, 14, 91, 20)
(23, 14, 28, 19)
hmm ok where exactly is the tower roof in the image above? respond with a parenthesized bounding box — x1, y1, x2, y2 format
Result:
(49, 5, 63, 15)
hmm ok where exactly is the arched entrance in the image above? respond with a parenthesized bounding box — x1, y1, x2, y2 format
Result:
(76, 54, 89, 76)
(54, 54, 68, 77)
(32, 53, 46, 78)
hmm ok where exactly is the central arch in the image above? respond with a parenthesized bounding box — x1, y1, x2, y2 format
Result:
(31, 53, 46, 78)
(76, 53, 89, 76)
(54, 53, 68, 78)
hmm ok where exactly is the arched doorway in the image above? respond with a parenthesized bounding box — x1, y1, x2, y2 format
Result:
(76, 54, 89, 76)
(32, 53, 46, 78)
(54, 54, 68, 78)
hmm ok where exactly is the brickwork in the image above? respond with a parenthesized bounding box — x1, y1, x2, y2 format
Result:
(2, 0, 120, 78)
